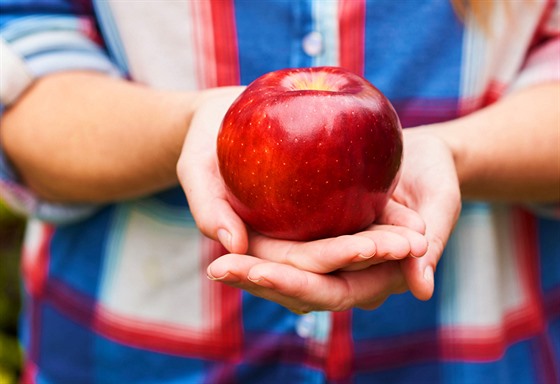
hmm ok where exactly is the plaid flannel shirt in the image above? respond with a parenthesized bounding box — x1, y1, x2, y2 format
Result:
(1, 1, 559, 383)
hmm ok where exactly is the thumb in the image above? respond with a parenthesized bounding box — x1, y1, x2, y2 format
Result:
(178, 155, 249, 254)
(400, 197, 458, 301)
(400, 239, 440, 301)
(177, 87, 249, 254)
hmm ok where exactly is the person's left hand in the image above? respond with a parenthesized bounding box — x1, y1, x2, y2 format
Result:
(206, 221, 428, 313)
(177, 87, 435, 312)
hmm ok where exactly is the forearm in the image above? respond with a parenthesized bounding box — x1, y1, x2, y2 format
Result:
(1, 71, 200, 203)
(426, 82, 560, 202)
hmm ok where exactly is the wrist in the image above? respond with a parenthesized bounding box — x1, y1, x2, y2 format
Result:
(411, 122, 469, 192)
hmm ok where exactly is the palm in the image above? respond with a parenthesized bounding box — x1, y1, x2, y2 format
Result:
(202, 128, 461, 312)
(178, 88, 461, 311)
(386, 128, 461, 300)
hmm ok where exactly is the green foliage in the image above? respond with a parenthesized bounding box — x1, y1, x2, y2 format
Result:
(0, 201, 20, 224)
(0, 199, 24, 382)
(0, 333, 22, 384)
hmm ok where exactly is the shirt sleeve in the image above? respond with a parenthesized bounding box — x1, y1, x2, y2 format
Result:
(0, 1, 123, 223)
(509, 2, 560, 91)
(510, 3, 560, 218)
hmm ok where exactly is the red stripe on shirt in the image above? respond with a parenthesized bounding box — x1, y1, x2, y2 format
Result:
(202, 237, 243, 361)
(513, 208, 558, 384)
(190, 1, 216, 89)
(43, 235, 243, 360)
(437, 208, 545, 362)
(353, 207, 551, 369)
(326, 311, 354, 382)
(22, 224, 53, 297)
(21, 360, 38, 384)
(210, 0, 240, 86)
(22, 224, 53, 378)
(43, 277, 242, 359)
(339, 0, 365, 76)
(460, 79, 507, 115)
(529, 0, 558, 47)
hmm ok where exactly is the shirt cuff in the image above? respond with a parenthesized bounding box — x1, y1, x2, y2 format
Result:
(1, 15, 122, 223)
(0, 37, 34, 106)
(509, 37, 560, 93)
(0, 151, 99, 224)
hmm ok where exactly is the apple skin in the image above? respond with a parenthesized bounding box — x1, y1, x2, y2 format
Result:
(217, 66, 403, 241)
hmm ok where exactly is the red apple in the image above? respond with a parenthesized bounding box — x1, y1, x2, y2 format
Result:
(217, 66, 403, 241)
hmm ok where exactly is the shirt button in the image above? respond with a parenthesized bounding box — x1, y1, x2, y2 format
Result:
(296, 312, 316, 338)
(302, 31, 323, 57)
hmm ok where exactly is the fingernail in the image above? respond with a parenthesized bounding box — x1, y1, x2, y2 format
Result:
(410, 237, 429, 258)
(423, 265, 434, 283)
(409, 251, 425, 259)
(247, 275, 274, 288)
(217, 228, 232, 252)
(207, 271, 228, 281)
(207, 267, 239, 283)
(357, 252, 375, 260)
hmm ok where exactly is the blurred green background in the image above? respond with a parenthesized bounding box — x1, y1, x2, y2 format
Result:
(0, 199, 24, 384)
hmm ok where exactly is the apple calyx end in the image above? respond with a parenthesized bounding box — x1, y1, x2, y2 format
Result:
(283, 70, 349, 93)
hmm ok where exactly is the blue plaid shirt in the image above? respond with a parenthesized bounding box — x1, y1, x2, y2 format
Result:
(1, 1, 559, 383)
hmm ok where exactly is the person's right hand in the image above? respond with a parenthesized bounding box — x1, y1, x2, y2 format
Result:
(203, 128, 461, 313)
(177, 86, 429, 268)
(177, 86, 250, 253)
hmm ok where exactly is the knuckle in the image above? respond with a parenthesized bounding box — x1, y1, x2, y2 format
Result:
(357, 295, 389, 311)
(328, 292, 354, 312)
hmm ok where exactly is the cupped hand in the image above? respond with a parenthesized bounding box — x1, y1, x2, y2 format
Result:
(183, 108, 461, 312)
(389, 127, 461, 301)
(206, 127, 461, 312)
(178, 87, 430, 269)
(177, 86, 249, 254)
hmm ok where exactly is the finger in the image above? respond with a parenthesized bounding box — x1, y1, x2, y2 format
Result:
(245, 261, 405, 312)
(400, 241, 439, 301)
(179, 160, 249, 254)
(207, 254, 323, 311)
(378, 199, 426, 234)
(206, 253, 263, 283)
(248, 233, 377, 273)
(178, 88, 248, 254)
(208, 254, 406, 312)
(357, 225, 428, 258)
(401, 193, 460, 301)
(340, 225, 428, 272)
(250, 224, 426, 274)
